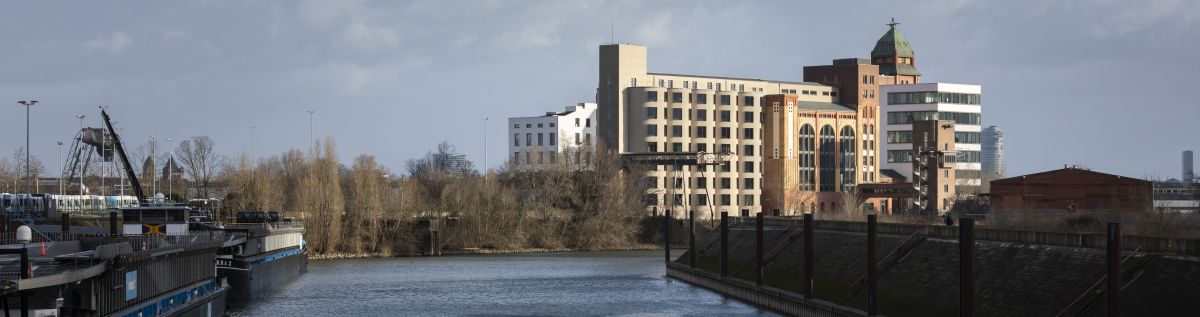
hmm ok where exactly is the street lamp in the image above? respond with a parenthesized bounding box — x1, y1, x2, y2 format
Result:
(250, 125, 256, 160)
(483, 117, 489, 176)
(307, 110, 315, 147)
(17, 100, 37, 193)
(75, 115, 85, 195)
(99, 106, 110, 196)
(57, 141, 63, 195)
(167, 137, 174, 201)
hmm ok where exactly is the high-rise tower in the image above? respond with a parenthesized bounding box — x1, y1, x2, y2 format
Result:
(1184, 150, 1194, 183)
(982, 126, 1005, 180)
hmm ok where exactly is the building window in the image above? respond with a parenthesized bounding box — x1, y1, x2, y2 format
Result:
(696, 94, 707, 104)
(537, 123, 543, 128)
(659, 79, 664, 87)
(887, 91, 981, 105)
(887, 131, 913, 144)
(955, 132, 980, 144)
(743, 96, 755, 106)
(716, 83, 722, 91)
(695, 194, 708, 205)
(697, 177, 707, 188)
(514, 152, 520, 163)
(575, 118, 581, 127)
(743, 144, 753, 156)
(720, 127, 731, 139)
(672, 93, 683, 103)
(549, 123, 555, 127)
(646, 91, 658, 102)
(672, 108, 684, 120)
(549, 133, 556, 146)
(697, 143, 707, 152)
(585, 119, 591, 127)
(721, 178, 732, 189)
(743, 111, 754, 123)
(887, 150, 914, 163)
(707, 82, 713, 89)
(720, 111, 731, 122)
(514, 134, 520, 146)
(671, 125, 683, 137)
(538, 133, 544, 146)
(743, 162, 754, 173)
(646, 125, 658, 136)
(513, 124, 519, 128)
(743, 195, 754, 206)
(668, 80, 673, 88)
(648, 143, 658, 152)
(646, 107, 658, 119)
(696, 109, 708, 121)
(819, 125, 836, 192)
(743, 128, 754, 139)
(720, 95, 731, 105)
(672, 142, 683, 152)
(696, 127, 707, 138)
(839, 126, 856, 191)
(799, 124, 815, 191)
(575, 133, 581, 145)
(526, 133, 532, 146)
(720, 194, 731, 206)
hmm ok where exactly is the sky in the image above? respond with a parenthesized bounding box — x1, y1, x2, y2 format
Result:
(0, 0, 1197, 180)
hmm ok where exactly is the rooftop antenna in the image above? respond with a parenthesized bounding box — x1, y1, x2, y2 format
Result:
(888, 17, 899, 29)
(610, 15, 615, 44)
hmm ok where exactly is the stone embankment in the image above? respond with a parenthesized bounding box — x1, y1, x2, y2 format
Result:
(310, 244, 663, 260)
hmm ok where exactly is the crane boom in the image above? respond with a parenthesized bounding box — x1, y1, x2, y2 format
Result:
(101, 110, 146, 203)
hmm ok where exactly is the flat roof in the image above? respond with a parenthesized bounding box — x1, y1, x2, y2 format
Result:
(647, 72, 825, 87)
(794, 101, 856, 112)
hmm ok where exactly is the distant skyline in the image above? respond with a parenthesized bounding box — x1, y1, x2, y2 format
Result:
(1, 1, 1197, 180)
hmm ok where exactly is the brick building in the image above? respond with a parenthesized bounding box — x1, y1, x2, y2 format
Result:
(989, 167, 1152, 212)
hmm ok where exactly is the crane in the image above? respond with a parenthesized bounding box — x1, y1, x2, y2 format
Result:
(100, 110, 146, 204)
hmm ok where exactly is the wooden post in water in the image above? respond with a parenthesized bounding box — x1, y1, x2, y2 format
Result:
(867, 214, 878, 316)
(755, 212, 764, 286)
(1107, 223, 1121, 317)
(803, 212, 814, 298)
(959, 218, 975, 317)
(720, 212, 728, 278)
(109, 211, 118, 236)
(664, 210, 671, 264)
(689, 209, 695, 268)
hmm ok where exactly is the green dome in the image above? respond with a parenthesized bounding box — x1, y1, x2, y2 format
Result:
(872, 19, 915, 58)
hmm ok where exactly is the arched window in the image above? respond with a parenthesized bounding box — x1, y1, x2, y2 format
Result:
(819, 125, 836, 192)
(798, 124, 815, 191)
(840, 126, 857, 191)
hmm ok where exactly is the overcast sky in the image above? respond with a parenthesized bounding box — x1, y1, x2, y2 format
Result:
(1, 0, 1197, 180)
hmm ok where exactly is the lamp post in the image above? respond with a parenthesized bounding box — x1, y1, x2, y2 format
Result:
(57, 141, 63, 195)
(17, 100, 37, 194)
(307, 110, 315, 147)
(483, 117, 489, 176)
(75, 115, 86, 195)
(250, 125, 256, 160)
(167, 138, 174, 201)
(99, 106, 110, 196)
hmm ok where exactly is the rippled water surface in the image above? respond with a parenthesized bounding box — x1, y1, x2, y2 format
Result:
(229, 250, 777, 316)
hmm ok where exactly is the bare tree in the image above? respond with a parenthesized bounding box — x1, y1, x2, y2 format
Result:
(9, 147, 45, 192)
(176, 136, 225, 198)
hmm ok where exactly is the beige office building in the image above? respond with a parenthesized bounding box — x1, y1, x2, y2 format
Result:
(597, 44, 844, 219)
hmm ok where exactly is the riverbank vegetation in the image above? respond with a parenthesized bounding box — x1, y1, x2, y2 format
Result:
(221, 139, 651, 257)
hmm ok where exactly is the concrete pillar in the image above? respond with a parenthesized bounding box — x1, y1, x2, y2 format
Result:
(959, 218, 975, 317)
(1107, 223, 1121, 317)
(803, 213, 814, 298)
(755, 212, 764, 286)
(720, 212, 728, 278)
(868, 214, 878, 316)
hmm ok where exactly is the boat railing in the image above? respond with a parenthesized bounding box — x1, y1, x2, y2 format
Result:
(223, 221, 305, 231)
(0, 231, 227, 247)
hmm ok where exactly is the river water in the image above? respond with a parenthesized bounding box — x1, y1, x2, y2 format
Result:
(229, 250, 777, 316)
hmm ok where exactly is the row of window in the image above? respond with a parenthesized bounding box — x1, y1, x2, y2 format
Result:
(512, 150, 593, 165)
(886, 111, 982, 125)
(885, 131, 981, 144)
(513, 122, 554, 128)
(642, 78, 756, 93)
(514, 132, 591, 146)
(887, 91, 981, 105)
(645, 193, 756, 207)
(646, 125, 757, 140)
(645, 91, 757, 106)
(645, 108, 757, 123)
(885, 150, 982, 163)
(649, 176, 760, 190)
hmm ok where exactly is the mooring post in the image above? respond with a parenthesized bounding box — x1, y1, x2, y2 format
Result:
(664, 209, 671, 264)
(868, 214, 878, 316)
(803, 212, 814, 299)
(720, 212, 728, 277)
(61, 213, 70, 237)
(959, 217, 975, 317)
(1107, 222, 1121, 317)
(689, 209, 696, 268)
(755, 212, 764, 286)
(109, 211, 118, 236)
(20, 245, 29, 317)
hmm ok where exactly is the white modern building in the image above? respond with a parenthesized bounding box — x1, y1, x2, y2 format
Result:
(508, 103, 597, 170)
(880, 83, 984, 195)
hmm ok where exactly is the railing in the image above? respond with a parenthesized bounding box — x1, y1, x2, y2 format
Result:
(728, 216, 1200, 256)
(222, 221, 305, 231)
